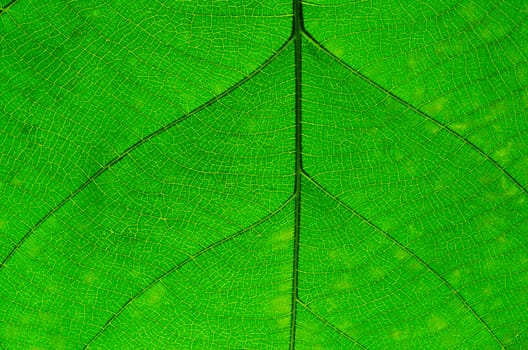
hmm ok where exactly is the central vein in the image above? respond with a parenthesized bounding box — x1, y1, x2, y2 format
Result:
(290, 0, 303, 348)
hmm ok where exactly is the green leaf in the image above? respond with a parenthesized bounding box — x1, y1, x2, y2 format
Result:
(1, 0, 527, 348)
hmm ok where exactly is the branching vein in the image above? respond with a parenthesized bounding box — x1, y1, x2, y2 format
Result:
(301, 169, 506, 349)
(0, 38, 293, 270)
(302, 29, 528, 198)
(83, 195, 295, 349)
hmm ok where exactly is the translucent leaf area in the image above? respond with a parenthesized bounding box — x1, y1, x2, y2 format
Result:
(1, 0, 527, 349)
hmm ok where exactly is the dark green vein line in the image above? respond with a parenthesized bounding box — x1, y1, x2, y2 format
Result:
(301, 170, 506, 349)
(290, 0, 303, 349)
(302, 29, 528, 198)
(297, 298, 368, 349)
(0, 38, 293, 271)
(0, 0, 19, 16)
(83, 195, 295, 349)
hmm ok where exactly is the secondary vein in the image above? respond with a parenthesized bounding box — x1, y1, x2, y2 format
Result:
(0, 39, 292, 271)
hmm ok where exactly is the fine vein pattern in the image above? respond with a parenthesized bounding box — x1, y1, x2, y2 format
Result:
(1, 0, 527, 349)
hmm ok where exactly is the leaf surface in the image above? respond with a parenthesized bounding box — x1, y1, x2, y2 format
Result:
(1, 0, 527, 349)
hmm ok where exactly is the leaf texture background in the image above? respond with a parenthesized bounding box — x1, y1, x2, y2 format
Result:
(1, 0, 527, 349)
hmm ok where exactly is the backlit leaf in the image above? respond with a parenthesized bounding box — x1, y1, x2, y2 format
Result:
(1, 0, 527, 348)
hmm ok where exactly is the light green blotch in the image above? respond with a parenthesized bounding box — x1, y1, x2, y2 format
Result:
(431, 176, 449, 192)
(500, 176, 520, 198)
(491, 294, 505, 310)
(369, 265, 388, 280)
(521, 255, 528, 267)
(2, 312, 34, 341)
(10, 175, 23, 187)
(390, 328, 410, 341)
(327, 247, 354, 271)
(333, 278, 351, 291)
(24, 236, 42, 259)
(514, 64, 528, 82)
(271, 227, 293, 251)
(44, 279, 59, 295)
(38, 311, 56, 324)
(146, 282, 167, 306)
(325, 299, 338, 313)
(241, 59, 257, 72)
(126, 54, 139, 68)
(457, 1, 480, 23)
(502, 324, 528, 347)
(49, 335, 67, 350)
(394, 248, 409, 261)
(404, 223, 425, 241)
(434, 41, 450, 57)
(325, 40, 345, 59)
(421, 120, 442, 137)
(450, 39, 464, 56)
(297, 310, 353, 346)
(481, 283, 495, 298)
(128, 267, 144, 281)
(374, 215, 399, 231)
(440, 331, 458, 348)
(426, 96, 448, 115)
(212, 82, 229, 95)
(439, 34, 466, 57)
(83, 270, 98, 285)
(131, 94, 146, 109)
(403, 158, 418, 177)
(405, 258, 422, 272)
(450, 121, 471, 133)
(180, 91, 202, 114)
(336, 319, 353, 334)
(407, 56, 418, 70)
(270, 295, 290, 314)
(522, 90, 528, 107)
(37, 312, 65, 349)
(413, 86, 426, 101)
(0, 217, 7, 231)
(448, 269, 461, 285)
(517, 194, 526, 206)
(327, 248, 339, 260)
(479, 170, 497, 186)
(394, 149, 406, 162)
(481, 212, 505, 230)
(277, 271, 292, 293)
(87, 8, 102, 19)
(520, 257, 528, 285)
(492, 141, 513, 163)
(484, 185, 504, 202)
(434, 39, 463, 59)
(427, 313, 448, 332)
(276, 315, 290, 329)
(488, 100, 507, 120)
(479, 22, 506, 42)
(1, 322, 20, 341)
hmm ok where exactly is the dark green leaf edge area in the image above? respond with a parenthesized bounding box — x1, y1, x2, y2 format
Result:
(1, 0, 526, 349)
